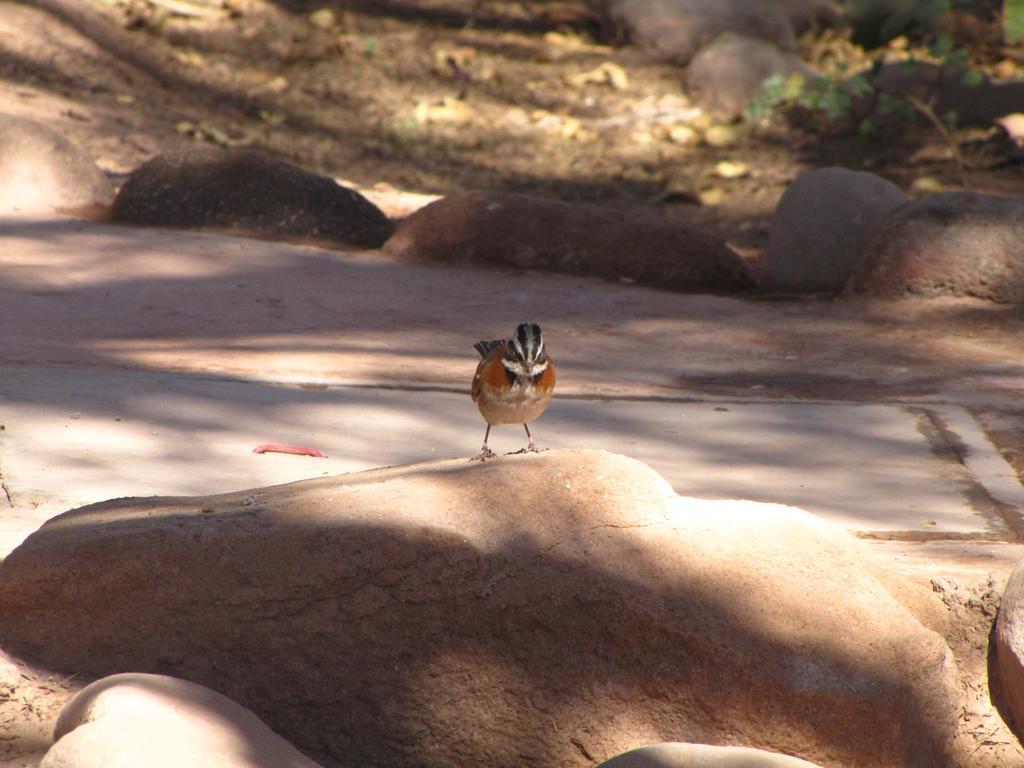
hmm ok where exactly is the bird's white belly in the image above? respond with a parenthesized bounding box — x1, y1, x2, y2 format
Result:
(478, 381, 552, 425)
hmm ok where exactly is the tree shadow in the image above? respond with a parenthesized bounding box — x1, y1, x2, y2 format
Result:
(0, 216, 1021, 540)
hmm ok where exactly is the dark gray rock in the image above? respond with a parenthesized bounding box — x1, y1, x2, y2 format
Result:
(590, 0, 795, 64)
(848, 192, 1024, 303)
(111, 148, 394, 248)
(382, 190, 755, 294)
(763, 167, 908, 294)
(685, 35, 819, 121)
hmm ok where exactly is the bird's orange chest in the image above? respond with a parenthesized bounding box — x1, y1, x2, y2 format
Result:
(473, 346, 556, 401)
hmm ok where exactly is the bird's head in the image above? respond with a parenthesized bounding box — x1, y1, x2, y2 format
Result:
(502, 322, 549, 379)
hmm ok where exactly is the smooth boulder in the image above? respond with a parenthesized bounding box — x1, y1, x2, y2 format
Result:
(42, 673, 322, 768)
(0, 450, 960, 768)
(382, 191, 754, 294)
(763, 167, 908, 294)
(995, 560, 1024, 738)
(848, 192, 1024, 303)
(685, 35, 819, 121)
(598, 742, 824, 768)
(590, 0, 795, 64)
(111, 148, 394, 248)
(0, 114, 114, 216)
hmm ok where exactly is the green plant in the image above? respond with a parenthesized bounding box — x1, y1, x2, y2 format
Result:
(748, 69, 873, 122)
(1007, 0, 1024, 43)
(748, 45, 983, 188)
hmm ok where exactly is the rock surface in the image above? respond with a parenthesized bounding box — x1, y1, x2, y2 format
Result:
(42, 673, 322, 768)
(590, 0, 795, 64)
(995, 559, 1024, 739)
(773, 0, 843, 35)
(684, 35, 819, 121)
(597, 742, 824, 768)
(111, 148, 394, 248)
(848, 192, 1024, 303)
(762, 167, 908, 294)
(863, 62, 1024, 128)
(382, 191, 754, 294)
(0, 450, 961, 768)
(0, 114, 114, 215)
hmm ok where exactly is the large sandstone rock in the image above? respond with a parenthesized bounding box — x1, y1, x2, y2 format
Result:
(0, 450, 960, 768)
(382, 191, 754, 294)
(0, 114, 114, 215)
(995, 559, 1024, 737)
(597, 742, 824, 768)
(684, 35, 819, 121)
(762, 167, 908, 294)
(590, 0, 795, 64)
(43, 673, 322, 768)
(848, 192, 1024, 303)
(111, 148, 394, 248)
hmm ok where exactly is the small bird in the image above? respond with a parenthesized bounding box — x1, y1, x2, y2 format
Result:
(471, 322, 556, 460)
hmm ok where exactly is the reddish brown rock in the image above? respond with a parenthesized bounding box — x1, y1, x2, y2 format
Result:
(864, 62, 1024, 129)
(848, 192, 1024, 303)
(382, 191, 754, 294)
(763, 167, 908, 294)
(0, 451, 960, 768)
(111, 148, 394, 248)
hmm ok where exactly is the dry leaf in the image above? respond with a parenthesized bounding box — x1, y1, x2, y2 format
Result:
(565, 62, 628, 90)
(714, 161, 749, 179)
(308, 8, 335, 29)
(997, 113, 1024, 146)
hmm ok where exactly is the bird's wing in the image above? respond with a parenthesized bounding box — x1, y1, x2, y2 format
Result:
(471, 342, 505, 402)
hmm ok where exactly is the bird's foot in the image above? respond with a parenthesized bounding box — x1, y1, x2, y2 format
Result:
(507, 442, 543, 455)
(470, 446, 497, 462)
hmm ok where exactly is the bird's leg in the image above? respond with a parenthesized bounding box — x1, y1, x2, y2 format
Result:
(471, 424, 496, 461)
(524, 423, 540, 452)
